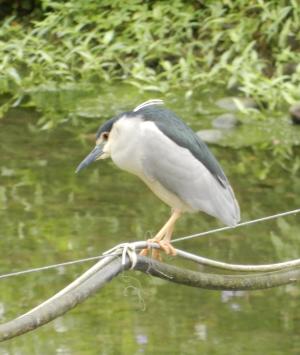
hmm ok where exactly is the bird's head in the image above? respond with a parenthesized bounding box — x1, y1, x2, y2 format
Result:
(75, 99, 164, 173)
(75, 117, 117, 173)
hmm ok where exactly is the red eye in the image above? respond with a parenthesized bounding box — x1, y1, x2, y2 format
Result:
(102, 132, 109, 140)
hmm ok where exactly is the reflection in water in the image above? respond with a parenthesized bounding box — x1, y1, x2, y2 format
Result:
(194, 322, 207, 341)
(0, 97, 299, 354)
(221, 290, 246, 303)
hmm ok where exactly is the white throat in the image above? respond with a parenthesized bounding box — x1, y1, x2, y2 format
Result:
(105, 116, 145, 177)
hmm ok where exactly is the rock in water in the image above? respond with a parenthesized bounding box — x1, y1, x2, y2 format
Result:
(216, 97, 257, 111)
(197, 129, 223, 143)
(289, 103, 300, 124)
(212, 113, 239, 129)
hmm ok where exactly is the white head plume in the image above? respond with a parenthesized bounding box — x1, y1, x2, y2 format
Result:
(133, 99, 164, 112)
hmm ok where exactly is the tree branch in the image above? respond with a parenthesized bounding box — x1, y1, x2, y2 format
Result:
(0, 254, 300, 342)
(0, 256, 128, 342)
(135, 256, 300, 290)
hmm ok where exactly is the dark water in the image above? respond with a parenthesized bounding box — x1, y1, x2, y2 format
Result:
(0, 89, 299, 354)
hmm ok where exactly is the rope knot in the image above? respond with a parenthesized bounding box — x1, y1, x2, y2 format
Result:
(103, 242, 138, 270)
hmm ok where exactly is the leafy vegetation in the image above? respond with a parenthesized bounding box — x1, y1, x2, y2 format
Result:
(1, 0, 300, 116)
(0, 0, 299, 177)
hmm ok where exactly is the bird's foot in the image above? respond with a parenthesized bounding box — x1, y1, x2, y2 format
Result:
(139, 245, 162, 261)
(139, 239, 176, 260)
(158, 240, 177, 256)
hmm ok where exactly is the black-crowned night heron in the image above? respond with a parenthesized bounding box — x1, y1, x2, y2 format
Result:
(76, 100, 240, 258)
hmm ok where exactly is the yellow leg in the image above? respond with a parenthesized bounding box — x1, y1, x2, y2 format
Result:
(140, 210, 181, 259)
(158, 221, 176, 256)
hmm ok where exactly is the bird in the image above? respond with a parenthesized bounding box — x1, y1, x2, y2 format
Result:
(76, 99, 240, 258)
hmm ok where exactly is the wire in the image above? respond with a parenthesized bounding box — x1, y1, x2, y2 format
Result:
(0, 208, 299, 280)
(0, 255, 104, 280)
(172, 208, 300, 243)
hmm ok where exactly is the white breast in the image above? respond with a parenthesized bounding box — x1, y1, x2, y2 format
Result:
(107, 118, 193, 212)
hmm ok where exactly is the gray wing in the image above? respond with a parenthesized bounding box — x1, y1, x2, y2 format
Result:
(138, 106, 228, 187)
(141, 122, 240, 226)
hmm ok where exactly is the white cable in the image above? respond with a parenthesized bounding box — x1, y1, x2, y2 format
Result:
(0, 256, 105, 280)
(172, 208, 300, 243)
(0, 209, 298, 280)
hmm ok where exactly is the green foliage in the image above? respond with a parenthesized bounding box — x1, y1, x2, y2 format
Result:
(0, 0, 299, 178)
(1, 0, 300, 116)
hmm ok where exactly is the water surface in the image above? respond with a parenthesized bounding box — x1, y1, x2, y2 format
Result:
(0, 89, 299, 354)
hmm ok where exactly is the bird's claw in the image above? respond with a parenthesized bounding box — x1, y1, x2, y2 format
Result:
(139, 239, 176, 260)
(158, 240, 177, 256)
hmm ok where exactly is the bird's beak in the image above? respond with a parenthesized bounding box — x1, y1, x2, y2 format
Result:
(75, 143, 105, 173)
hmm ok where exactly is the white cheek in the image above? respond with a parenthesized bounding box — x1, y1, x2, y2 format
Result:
(108, 117, 144, 175)
(101, 141, 111, 158)
(106, 125, 120, 154)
